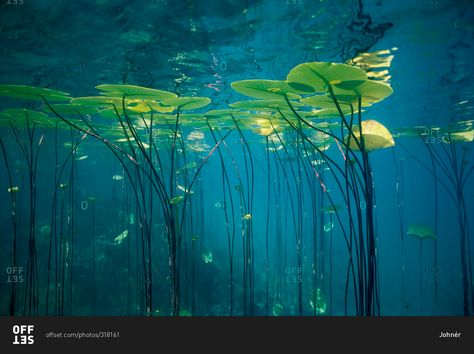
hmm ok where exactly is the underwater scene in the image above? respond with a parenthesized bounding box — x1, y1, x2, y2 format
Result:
(0, 0, 473, 317)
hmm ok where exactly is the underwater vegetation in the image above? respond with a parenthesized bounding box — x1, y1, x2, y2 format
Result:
(0, 48, 473, 317)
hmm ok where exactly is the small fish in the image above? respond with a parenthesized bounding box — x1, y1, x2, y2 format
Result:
(191, 235, 200, 242)
(7, 186, 19, 193)
(59, 183, 68, 189)
(234, 184, 243, 192)
(112, 175, 123, 181)
(129, 212, 135, 225)
(243, 213, 252, 221)
(114, 230, 129, 245)
(214, 201, 226, 209)
(75, 155, 88, 161)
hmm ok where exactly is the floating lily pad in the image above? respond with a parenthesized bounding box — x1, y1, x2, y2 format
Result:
(0, 85, 70, 101)
(231, 79, 314, 101)
(331, 80, 393, 106)
(96, 84, 177, 100)
(70, 96, 125, 108)
(407, 224, 436, 240)
(346, 120, 395, 152)
(1, 108, 53, 128)
(449, 129, 474, 143)
(160, 97, 211, 111)
(287, 62, 367, 92)
(72, 97, 175, 118)
(229, 99, 303, 111)
(204, 109, 241, 118)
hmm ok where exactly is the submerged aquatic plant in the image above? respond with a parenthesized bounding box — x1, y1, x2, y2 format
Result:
(230, 59, 395, 315)
(407, 223, 436, 314)
(396, 121, 474, 315)
(0, 49, 470, 318)
(310, 288, 327, 315)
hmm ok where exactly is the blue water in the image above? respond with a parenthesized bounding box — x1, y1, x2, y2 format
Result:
(0, 0, 473, 316)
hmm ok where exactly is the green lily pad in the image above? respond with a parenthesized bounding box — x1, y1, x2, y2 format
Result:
(147, 101, 177, 113)
(71, 96, 176, 114)
(231, 80, 314, 101)
(96, 84, 178, 100)
(204, 109, 241, 118)
(287, 62, 367, 92)
(407, 224, 436, 240)
(0, 84, 70, 101)
(1, 108, 54, 128)
(302, 107, 357, 119)
(160, 97, 211, 111)
(449, 130, 474, 143)
(229, 99, 303, 111)
(345, 120, 395, 152)
(3, 108, 49, 120)
(70, 96, 125, 108)
(331, 80, 393, 106)
(98, 107, 132, 119)
(300, 94, 366, 109)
